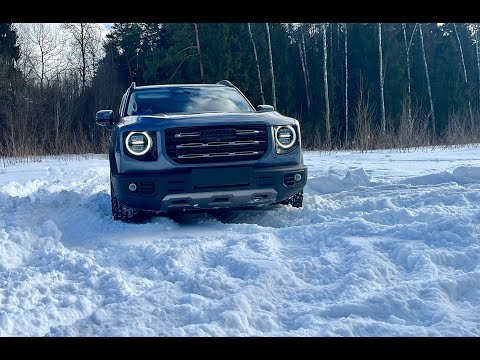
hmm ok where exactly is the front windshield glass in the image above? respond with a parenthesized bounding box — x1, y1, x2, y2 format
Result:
(126, 86, 254, 116)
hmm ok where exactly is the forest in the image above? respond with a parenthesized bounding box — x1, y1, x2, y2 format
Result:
(1, 22, 480, 160)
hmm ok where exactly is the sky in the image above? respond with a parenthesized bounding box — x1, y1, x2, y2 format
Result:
(102, 23, 112, 38)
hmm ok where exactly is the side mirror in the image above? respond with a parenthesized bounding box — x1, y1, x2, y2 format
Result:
(257, 104, 275, 112)
(96, 110, 114, 127)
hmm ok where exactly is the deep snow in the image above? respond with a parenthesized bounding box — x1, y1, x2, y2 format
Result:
(2, 147, 480, 336)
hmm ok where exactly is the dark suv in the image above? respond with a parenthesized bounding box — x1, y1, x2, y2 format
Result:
(96, 80, 307, 222)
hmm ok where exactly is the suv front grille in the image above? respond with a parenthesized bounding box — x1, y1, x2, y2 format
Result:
(165, 124, 268, 164)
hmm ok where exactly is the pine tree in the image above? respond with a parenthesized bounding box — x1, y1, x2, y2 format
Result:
(0, 23, 20, 65)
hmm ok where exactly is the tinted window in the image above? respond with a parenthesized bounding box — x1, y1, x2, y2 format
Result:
(126, 86, 253, 116)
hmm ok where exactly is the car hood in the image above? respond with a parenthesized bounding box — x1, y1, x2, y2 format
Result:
(117, 111, 298, 131)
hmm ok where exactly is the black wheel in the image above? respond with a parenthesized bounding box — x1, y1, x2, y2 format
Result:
(279, 190, 303, 208)
(110, 181, 145, 223)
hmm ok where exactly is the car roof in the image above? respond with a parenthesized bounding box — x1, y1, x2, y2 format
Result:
(132, 84, 231, 91)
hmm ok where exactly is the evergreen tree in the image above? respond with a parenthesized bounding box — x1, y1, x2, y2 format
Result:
(0, 23, 20, 66)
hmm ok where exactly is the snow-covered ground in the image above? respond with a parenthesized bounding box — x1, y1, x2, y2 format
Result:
(2, 146, 480, 336)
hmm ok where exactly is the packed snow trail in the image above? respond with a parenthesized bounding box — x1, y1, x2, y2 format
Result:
(1, 147, 480, 336)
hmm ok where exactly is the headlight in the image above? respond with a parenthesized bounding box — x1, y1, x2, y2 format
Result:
(125, 131, 152, 156)
(275, 125, 298, 153)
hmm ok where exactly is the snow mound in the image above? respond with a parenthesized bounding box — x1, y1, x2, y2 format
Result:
(452, 166, 480, 180)
(307, 168, 376, 194)
(400, 166, 480, 186)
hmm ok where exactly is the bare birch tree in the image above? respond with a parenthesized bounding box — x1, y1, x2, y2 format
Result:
(476, 24, 480, 105)
(337, 23, 340, 52)
(297, 28, 310, 110)
(265, 23, 276, 109)
(322, 23, 331, 149)
(378, 23, 386, 135)
(247, 23, 265, 104)
(402, 23, 417, 128)
(329, 23, 333, 77)
(419, 24, 436, 138)
(301, 24, 311, 85)
(453, 23, 473, 129)
(193, 23, 204, 82)
(62, 23, 103, 92)
(454, 23, 468, 83)
(23, 24, 61, 93)
(344, 23, 349, 145)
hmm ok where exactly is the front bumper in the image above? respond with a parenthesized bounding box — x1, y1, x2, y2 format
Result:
(111, 164, 307, 212)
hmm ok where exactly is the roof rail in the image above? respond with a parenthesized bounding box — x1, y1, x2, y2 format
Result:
(130, 82, 136, 89)
(217, 80, 234, 87)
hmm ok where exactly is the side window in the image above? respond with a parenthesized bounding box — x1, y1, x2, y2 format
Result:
(119, 92, 128, 117)
(127, 93, 137, 115)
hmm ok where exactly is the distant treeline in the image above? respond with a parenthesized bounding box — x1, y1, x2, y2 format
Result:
(1, 23, 480, 158)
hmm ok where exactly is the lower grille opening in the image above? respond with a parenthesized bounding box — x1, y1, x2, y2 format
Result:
(284, 173, 295, 186)
(139, 181, 155, 195)
(212, 197, 229, 203)
(194, 183, 249, 190)
(171, 199, 188, 205)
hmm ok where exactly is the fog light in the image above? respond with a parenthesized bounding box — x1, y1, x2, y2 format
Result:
(294, 174, 302, 182)
(128, 183, 137, 191)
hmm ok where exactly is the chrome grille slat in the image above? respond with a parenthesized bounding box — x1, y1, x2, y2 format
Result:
(165, 124, 268, 164)
(176, 140, 263, 149)
(178, 151, 262, 159)
(175, 132, 201, 138)
(236, 130, 263, 135)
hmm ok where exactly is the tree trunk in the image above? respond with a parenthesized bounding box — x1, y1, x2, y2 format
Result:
(402, 23, 413, 129)
(301, 24, 311, 85)
(55, 92, 60, 146)
(329, 23, 333, 79)
(265, 23, 276, 109)
(337, 23, 340, 53)
(453, 23, 473, 130)
(125, 51, 134, 83)
(193, 23, 204, 82)
(40, 48, 45, 93)
(247, 23, 265, 104)
(344, 23, 349, 146)
(476, 24, 480, 106)
(80, 23, 87, 93)
(298, 38, 310, 110)
(419, 24, 436, 139)
(454, 23, 468, 83)
(378, 23, 386, 135)
(322, 23, 331, 149)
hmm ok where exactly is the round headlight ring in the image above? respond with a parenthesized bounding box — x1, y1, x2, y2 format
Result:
(275, 125, 297, 149)
(126, 131, 152, 156)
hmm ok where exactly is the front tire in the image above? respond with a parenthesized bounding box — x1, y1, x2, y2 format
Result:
(279, 190, 303, 208)
(111, 181, 145, 223)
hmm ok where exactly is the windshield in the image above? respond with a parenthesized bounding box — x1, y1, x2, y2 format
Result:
(126, 86, 254, 116)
